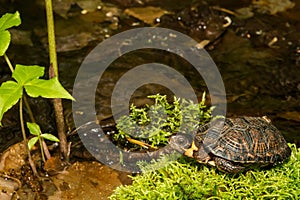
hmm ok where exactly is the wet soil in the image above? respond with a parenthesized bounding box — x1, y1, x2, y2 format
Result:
(0, 0, 299, 199)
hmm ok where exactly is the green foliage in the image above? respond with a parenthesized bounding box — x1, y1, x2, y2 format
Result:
(114, 93, 213, 148)
(27, 122, 59, 150)
(0, 9, 72, 169)
(0, 81, 22, 125)
(0, 64, 75, 125)
(12, 64, 44, 84)
(25, 77, 73, 99)
(110, 143, 300, 200)
(0, 11, 21, 56)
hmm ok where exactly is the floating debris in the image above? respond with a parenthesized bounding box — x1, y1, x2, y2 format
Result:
(124, 6, 170, 25)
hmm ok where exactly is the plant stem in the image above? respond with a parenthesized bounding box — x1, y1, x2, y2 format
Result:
(19, 97, 38, 177)
(52, 98, 68, 160)
(44, 0, 58, 76)
(23, 95, 35, 123)
(38, 136, 46, 162)
(5, 50, 40, 175)
(42, 140, 51, 160)
(3, 54, 14, 72)
(45, 0, 69, 160)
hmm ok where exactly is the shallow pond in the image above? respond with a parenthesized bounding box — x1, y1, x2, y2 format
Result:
(0, 0, 299, 199)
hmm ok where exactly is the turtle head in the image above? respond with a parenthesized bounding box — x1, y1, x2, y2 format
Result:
(168, 133, 193, 154)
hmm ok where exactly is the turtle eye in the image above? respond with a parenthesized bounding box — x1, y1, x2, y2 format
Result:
(177, 136, 186, 144)
(171, 134, 191, 147)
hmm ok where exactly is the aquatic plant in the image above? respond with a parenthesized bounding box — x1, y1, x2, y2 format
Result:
(110, 143, 300, 199)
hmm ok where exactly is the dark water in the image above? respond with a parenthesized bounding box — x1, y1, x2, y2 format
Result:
(0, 0, 299, 147)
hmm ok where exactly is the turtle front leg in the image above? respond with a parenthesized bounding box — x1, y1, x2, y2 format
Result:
(214, 157, 245, 173)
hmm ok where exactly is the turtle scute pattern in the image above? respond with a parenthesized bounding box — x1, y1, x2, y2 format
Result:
(194, 116, 291, 173)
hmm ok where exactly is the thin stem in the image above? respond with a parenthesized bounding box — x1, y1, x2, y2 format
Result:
(38, 136, 45, 162)
(42, 140, 51, 160)
(52, 98, 68, 160)
(23, 95, 35, 123)
(44, 0, 58, 76)
(45, 0, 69, 160)
(19, 97, 38, 177)
(3, 54, 14, 72)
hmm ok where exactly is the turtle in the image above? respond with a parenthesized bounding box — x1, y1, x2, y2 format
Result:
(184, 116, 291, 173)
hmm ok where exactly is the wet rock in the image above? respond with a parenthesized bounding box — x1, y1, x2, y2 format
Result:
(0, 176, 20, 200)
(55, 32, 96, 52)
(76, 0, 103, 13)
(34, 4, 121, 52)
(37, 0, 103, 18)
(49, 161, 123, 200)
(252, 0, 295, 15)
(43, 156, 65, 176)
(0, 142, 27, 172)
(157, 5, 229, 42)
(124, 6, 169, 25)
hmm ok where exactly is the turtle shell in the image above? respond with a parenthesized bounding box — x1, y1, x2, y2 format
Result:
(198, 117, 291, 164)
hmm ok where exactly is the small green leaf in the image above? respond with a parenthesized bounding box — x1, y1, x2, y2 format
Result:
(0, 11, 21, 31)
(41, 134, 60, 142)
(0, 81, 22, 125)
(12, 65, 45, 85)
(0, 30, 10, 56)
(24, 77, 75, 100)
(28, 137, 38, 150)
(26, 122, 41, 136)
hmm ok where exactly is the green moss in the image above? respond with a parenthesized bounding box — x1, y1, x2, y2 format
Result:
(114, 93, 213, 148)
(110, 143, 300, 199)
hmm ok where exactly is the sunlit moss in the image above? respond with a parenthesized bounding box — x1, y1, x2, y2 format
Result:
(110, 144, 300, 199)
(114, 93, 213, 148)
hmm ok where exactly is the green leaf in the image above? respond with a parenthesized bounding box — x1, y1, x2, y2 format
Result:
(28, 137, 38, 150)
(0, 30, 10, 56)
(41, 133, 60, 142)
(0, 11, 21, 31)
(12, 64, 45, 85)
(0, 81, 22, 125)
(26, 122, 41, 136)
(24, 77, 75, 100)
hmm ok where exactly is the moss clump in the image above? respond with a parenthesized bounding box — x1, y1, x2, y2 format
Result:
(110, 143, 300, 199)
(114, 93, 213, 148)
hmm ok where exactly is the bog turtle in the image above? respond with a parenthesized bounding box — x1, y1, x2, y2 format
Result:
(185, 116, 291, 173)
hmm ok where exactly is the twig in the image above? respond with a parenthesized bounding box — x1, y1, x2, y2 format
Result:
(126, 137, 158, 150)
(211, 6, 237, 16)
